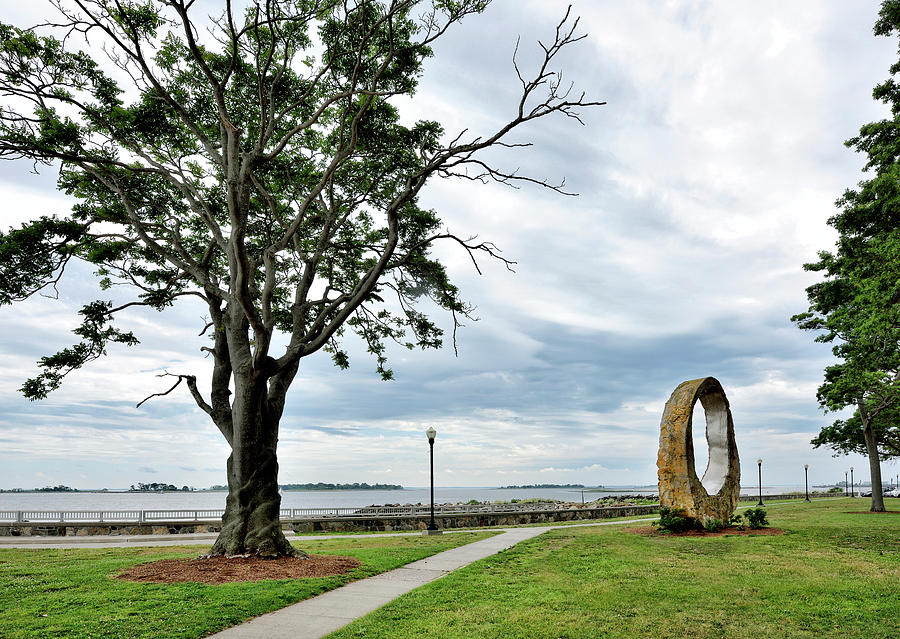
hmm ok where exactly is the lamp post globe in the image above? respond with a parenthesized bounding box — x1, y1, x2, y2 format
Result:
(425, 427, 439, 532)
(756, 458, 764, 506)
(804, 464, 810, 502)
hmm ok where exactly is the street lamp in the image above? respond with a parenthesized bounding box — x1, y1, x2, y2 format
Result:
(804, 464, 810, 502)
(845, 471, 848, 497)
(425, 427, 439, 533)
(850, 466, 854, 498)
(757, 458, 764, 506)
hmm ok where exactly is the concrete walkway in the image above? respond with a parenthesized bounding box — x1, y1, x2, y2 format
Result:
(207, 526, 552, 638)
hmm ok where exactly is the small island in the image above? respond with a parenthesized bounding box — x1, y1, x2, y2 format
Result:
(129, 483, 194, 492)
(280, 482, 403, 491)
(499, 484, 586, 489)
(204, 482, 403, 491)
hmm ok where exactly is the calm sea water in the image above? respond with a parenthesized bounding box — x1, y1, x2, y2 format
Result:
(0, 485, 813, 511)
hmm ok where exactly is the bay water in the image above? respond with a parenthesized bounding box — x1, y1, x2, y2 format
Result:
(0, 485, 812, 512)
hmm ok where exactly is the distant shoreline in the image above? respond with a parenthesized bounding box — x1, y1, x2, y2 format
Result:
(499, 484, 587, 490)
(1, 482, 405, 493)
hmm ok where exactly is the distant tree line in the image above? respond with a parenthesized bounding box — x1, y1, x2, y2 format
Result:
(499, 484, 586, 489)
(129, 483, 194, 492)
(0, 485, 78, 492)
(281, 482, 403, 491)
(206, 482, 403, 491)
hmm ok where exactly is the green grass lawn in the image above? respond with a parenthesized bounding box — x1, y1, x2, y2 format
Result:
(0, 530, 497, 638)
(327, 498, 900, 639)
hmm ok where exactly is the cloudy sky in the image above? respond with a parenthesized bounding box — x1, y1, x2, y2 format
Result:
(1, 0, 898, 491)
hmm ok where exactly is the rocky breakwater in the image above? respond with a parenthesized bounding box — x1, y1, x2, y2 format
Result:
(291, 497, 659, 533)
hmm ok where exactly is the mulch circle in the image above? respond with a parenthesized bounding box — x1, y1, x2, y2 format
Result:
(624, 525, 785, 538)
(116, 554, 361, 584)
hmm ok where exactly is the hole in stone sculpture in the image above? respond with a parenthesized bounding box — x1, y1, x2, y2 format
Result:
(696, 391, 729, 495)
(690, 402, 709, 487)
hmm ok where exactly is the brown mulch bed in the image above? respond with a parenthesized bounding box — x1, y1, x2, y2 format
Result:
(624, 525, 785, 538)
(116, 554, 360, 584)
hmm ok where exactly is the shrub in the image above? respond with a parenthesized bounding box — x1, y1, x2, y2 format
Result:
(655, 506, 699, 533)
(743, 507, 769, 529)
(703, 518, 724, 533)
(728, 513, 745, 530)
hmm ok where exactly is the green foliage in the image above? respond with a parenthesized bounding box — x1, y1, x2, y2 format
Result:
(0, 0, 598, 404)
(743, 507, 769, 530)
(34, 485, 76, 492)
(703, 518, 724, 533)
(812, 403, 900, 460)
(728, 513, 746, 530)
(0, 216, 85, 306)
(793, 2, 900, 506)
(19, 301, 138, 400)
(128, 483, 180, 492)
(654, 506, 699, 534)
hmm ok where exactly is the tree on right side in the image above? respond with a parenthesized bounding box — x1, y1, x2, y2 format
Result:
(811, 402, 900, 463)
(793, 0, 900, 513)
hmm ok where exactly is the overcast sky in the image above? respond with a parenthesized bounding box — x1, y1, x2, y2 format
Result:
(1, 0, 898, 491)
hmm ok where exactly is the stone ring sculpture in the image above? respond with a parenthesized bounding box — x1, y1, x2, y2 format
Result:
(656, 377, 740, 524)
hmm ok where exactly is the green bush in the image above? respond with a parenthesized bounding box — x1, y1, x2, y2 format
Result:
(728, 513, 745, 530)
(654, 506, 699, 533)
(743, 507, 769, 529)
(703, 518, 725, 533)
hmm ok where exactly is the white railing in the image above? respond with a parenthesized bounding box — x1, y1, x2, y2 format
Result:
(0, 501, 612, 524)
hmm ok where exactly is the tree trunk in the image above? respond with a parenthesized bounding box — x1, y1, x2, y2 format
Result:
(860, 402, 886, 513)
(207, 375, 304, 558)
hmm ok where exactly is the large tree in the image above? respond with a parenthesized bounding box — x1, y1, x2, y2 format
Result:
(793, 0, 900, 513)
(0, 0, 602, 556)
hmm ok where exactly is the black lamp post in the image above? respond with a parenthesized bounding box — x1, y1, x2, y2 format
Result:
(426, 427, 439, 532)
(845, 471, 848, 497)
(850, 466, 854, 498)
(757, 458, 764, 506)
(804, 464, 810, 502)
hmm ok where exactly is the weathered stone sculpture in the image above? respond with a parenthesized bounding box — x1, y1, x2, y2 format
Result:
(657, 377, 740, 524)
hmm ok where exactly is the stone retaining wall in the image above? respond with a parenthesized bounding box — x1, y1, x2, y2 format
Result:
(0, 504, 658, 537)
(0, 495, 845, 537)
(0, 523, 222, 537)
